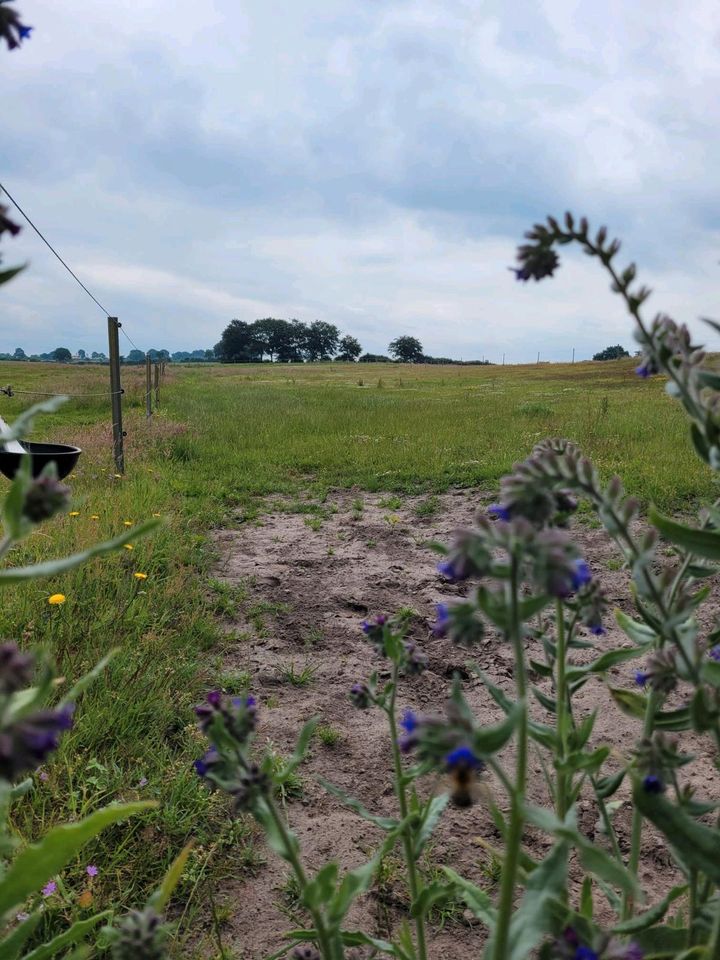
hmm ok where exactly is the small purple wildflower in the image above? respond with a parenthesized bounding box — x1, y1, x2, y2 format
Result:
(487, 503, 511, 522)
(709, 645, 720, 662)
(432, 602, 450, 638)
(571, 559, 592, 591)
(16, 912, 30, 922)
(194, 746, 220, 778)
(19, 25, 31, 39)
(590, 624, 606, 636)
(137, 776, 148, 787)
(642, 774, 665, 794)
(446, 745, 483, 770)
(206, 689, 222, 707)
(39, 770, 49, 782)
(635, 670, 649, 688)
(349, 682, 372, 709)
(360, 620, 371, 634)
(86, 865, 98, 877)
(42, 881, 57, 897)
(635, 364, 651, 379)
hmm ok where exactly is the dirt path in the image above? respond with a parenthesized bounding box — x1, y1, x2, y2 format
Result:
(205, 489, 719, 960)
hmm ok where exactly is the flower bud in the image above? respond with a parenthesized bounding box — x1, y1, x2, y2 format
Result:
(22, 474, 71, 524)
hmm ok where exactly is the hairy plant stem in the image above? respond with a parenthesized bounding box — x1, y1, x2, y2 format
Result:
(387, 664, 428, 960)
(265, 797, 337, 960)
(622, 689, 658, 921)
(555, 599, 569, 821)
(710, 898, 720, 960)
(493, 556, 527, 960)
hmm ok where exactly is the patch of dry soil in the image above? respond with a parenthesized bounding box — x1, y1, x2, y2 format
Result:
(206, 489, 719, 960)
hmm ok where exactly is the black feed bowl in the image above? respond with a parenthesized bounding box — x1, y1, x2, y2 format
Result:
(0, 442, 81, 481)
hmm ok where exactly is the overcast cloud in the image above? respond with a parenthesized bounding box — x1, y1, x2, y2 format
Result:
(2, 0, 720, 361)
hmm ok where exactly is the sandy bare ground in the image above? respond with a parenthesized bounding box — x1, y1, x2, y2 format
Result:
(204, 489, 719, 960)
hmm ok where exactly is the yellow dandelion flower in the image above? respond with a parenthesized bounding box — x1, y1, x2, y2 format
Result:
(123, 521, 132, 527)
(68, 511, 80, 517)
(90, 515, 100, 520)
(134, 572, 148, 580)
(48, 594, 66, 605)
(124, 544, 134, 551)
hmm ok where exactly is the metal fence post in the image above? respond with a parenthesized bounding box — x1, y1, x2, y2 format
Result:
(154, 361, 160, 408)
(145, 354, 152, 419)
(107, 316, 125, 474)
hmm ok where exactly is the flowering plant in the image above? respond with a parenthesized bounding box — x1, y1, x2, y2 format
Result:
(192, 214, 720, 960)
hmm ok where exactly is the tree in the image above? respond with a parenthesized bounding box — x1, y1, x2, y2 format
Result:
(592, 344, 630, 361)
(359, 353, 391, 363)
(388, 336, 423, 363)
(304, 321, 339, 361)
(125, 349, 145, 364)
(205, 349, 215, 360)
(51, 347, 72, 363)
(77, 349, 86, 360)
(336, 335, 362, 362)
(12, 347, 25, 360)
(215, 319, 262, 363)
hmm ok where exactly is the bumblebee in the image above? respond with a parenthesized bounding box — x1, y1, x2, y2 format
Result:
(446, 746, 484, 808)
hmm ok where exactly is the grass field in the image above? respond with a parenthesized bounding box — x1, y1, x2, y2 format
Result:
(0, 355, 715, 949)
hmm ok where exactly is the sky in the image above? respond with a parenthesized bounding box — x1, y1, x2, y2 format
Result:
(2, 0, 720, 361)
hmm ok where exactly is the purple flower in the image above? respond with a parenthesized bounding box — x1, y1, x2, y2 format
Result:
(635, 363, 651, 378)
(19, 25, 31, 39)
(634, 670, 648, 688)
(349, 682, 372, 709)
(642, 774, 665, 794)
(446, 745, 483, 770)
(137, 776, 148, 787)
(590, 624, 606, 636)
(487, 503, 511, 522)
(0, 703, 75, 781)
(194, 746, 220, 778)
(360, 620, 371, 635)
(42, 881, 57, 897)
(0, 643, 34, 694)
(16, 912, 30, 922)
(432, 602, 450, 638)
(206, 689, 222, 707)
(86, 865, 98, 877)
(571, 559, 592, 591)
(709, 645, 720, 662)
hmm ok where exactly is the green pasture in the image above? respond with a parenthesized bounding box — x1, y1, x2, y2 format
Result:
(0, 356, 713, 946)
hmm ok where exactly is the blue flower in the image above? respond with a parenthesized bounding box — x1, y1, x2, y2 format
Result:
(400, 709, 418, 733)
(19, 25, 32, 39)
(642, 774, 665, 794)
(634, 670, 648, 687)
(574, 948, 599, 960)
(360, 620, 372, 635)
(487, 503, 511, 522)
(433, 602, 450, 637)
(194, 746, 220, 778)
(635, 363, 651, 378)
(437, 560, 459, 581)
(571, 559, 592, 591)
(446, 745, 483, 770)
(590, 624, 605, 636)
(709, 645, 720, 662)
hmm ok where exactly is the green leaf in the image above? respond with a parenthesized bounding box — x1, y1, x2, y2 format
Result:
(633, 779, 720, 881)
(615, 610, 658, 644)
(473, 701, 525, 755)
(608, 686, 646, 719)
(3, 451, 32, 540)
(483, 842, 568, 960)
(632, 924, 689, 955)
(414, 794, 448, 857)
(19, 912, 112, 960)
(329, 828, 401, 925)
(655, 706, 693, 731)
(253, 799, 300, 863)
(318, 779, 398, 830)
(580, 876, 593, 920)
(0, 802, 155, 918)
(0, 911, 42, 960)
(148, 841, 193, 911)
(524, 805, 638, 896)
(442, 867, 496, 928)
(0, 398, 67, 445)
(0, 265, 26, 287)
(338, 930, 411, 959)
(277, 717, 318, 783)
(612, 884, 687, 934)
(532, 687, 557, 714)
(700, 660, 720, 689)
(596, 769, 625, 799)
(690, 687, 718, 732)
(649, 507, 720, 561)
(0, 520, 161, 584)
(470, 666, 557, 749)
(303, 862, 338, 910)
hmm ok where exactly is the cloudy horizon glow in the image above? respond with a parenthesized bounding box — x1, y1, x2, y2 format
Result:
(2, 0, 720, 361)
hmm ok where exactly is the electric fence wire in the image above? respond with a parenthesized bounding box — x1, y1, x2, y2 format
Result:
(0, 181, 149, 359)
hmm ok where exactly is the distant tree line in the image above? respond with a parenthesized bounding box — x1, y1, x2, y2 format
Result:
(214, 321, 493, 365)
(592, 344, 630, 361)
(1, 346, 217, 364)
